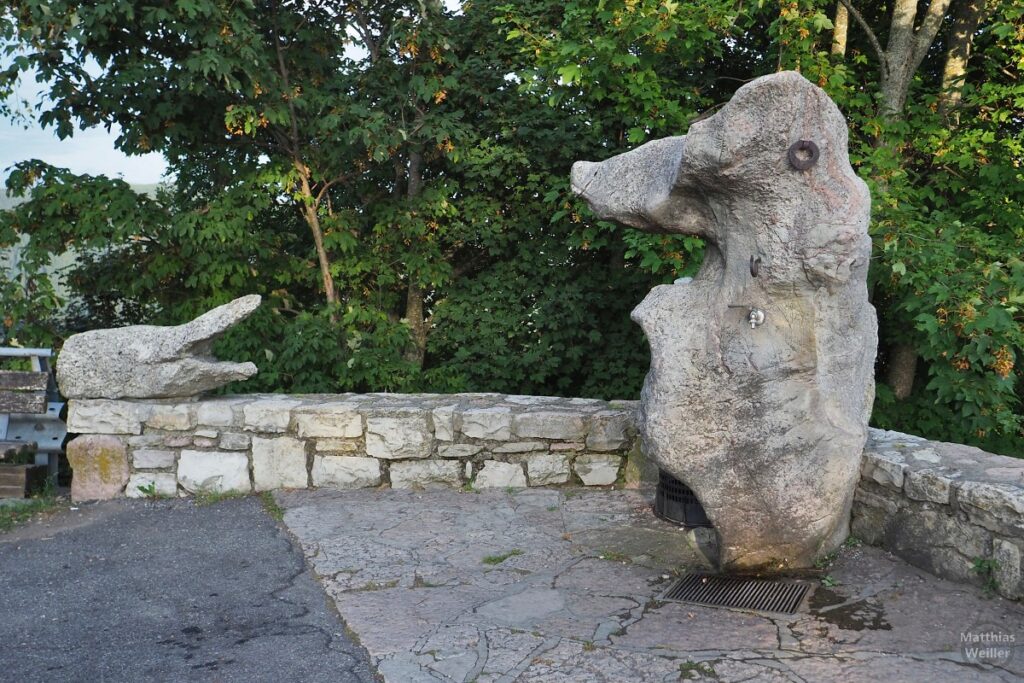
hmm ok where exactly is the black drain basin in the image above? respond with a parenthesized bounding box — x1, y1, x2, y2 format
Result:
(662, 573, 811, 615)
(654, 470, 712, 527)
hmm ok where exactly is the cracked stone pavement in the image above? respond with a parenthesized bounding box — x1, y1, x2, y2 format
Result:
(276, 487, 1024, 682)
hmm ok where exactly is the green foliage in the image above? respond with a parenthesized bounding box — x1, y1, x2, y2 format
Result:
(813, 551, 838, 570)
(427, 250, 652, 398)
(598, 550, 631, 563)
(0, 485, 61, 533)
(481, 548, 524, 565)
(260, 491, 285, 522)
(971, 556, 1000, 596)
(135, 482, 158, 498)
(0, 0, 1021, 455)
(219, 305, 418, 394)
(679, 660, 717, 680)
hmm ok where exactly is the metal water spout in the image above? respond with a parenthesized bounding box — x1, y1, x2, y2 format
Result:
(748, 308, 765, 329)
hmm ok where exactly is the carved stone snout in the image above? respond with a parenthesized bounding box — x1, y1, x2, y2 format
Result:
(57, 295, 261, 399)
(570, 137, 715, 236)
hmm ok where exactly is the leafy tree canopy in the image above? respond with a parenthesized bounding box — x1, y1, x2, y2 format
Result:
(1, 0, 1021, 455)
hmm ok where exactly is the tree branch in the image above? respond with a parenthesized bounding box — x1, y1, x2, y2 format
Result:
(315, 175, 347, 205)
(837, 0, 889, 78)
(911, 0, 954, 71)
(350, 7, 380, 63)
(274, 34, 301, 149)
(269, 128, 295, 157)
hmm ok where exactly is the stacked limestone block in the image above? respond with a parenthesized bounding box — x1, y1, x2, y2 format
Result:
(852, 428, 1024, 601)
(65, 393, 638, 501)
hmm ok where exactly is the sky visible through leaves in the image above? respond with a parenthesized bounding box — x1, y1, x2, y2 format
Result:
(0, 59, 167, 185)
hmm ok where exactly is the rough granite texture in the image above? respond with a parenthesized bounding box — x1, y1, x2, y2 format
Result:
(56, 295, 261, 399)
(571, 71, 877, 570)
(277, 487, 1024, 682)
(64, 392, 1023, 600)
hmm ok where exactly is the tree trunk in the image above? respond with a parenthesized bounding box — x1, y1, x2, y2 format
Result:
(403, 147, 428, 367)
(831, 2, 849, 56)
(835, 0, 952, 399)
(275, 34, 338, 308)
(879, 0, 953, 120)
(939, 0, 989, 117)
(392, 155, 405, 199)
(295, 162, 338, 306)
(886, 343, 918, 399)
(404, 283, 428, 367)
(407, 147, 423, 199)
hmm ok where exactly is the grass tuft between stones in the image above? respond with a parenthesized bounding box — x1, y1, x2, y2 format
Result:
(135, 481, 173, 500)
(679, 660, 717, 679)
(598, 549, 631, 563)
(482, 549, 524, 565)
(260, 491, 285, 521)
(356, 579, 399, 591)
(971, 556, 1000, 596)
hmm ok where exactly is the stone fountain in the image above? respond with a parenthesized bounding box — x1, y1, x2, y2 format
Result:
(571, 71, 878, 570)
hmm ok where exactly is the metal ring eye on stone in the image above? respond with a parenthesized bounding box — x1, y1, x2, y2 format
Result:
(750, 256, 761, 278)
(788, 140, 819, 171)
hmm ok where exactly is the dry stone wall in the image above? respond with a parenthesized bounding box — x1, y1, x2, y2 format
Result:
(852, 429, 1024, 600)
(63, 392, 1024, 600)
(65, 393, 637, 500)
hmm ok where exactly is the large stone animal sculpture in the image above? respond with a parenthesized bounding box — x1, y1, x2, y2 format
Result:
(57, 295, 260, 399)
(571, 72, 877, 570)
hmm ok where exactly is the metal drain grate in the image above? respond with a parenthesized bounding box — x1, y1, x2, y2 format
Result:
(661, 573, 811, 615)
(654, 470, 712, 527)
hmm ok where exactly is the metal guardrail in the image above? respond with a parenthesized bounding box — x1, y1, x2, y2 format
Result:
(0, 347, 53, 359)
(0, 348, 65, 485)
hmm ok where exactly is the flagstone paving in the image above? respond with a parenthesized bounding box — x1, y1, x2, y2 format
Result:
(277, 487, 1024, 682)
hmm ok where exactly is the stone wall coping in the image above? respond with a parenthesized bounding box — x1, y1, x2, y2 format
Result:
(67, 393, 640, 435)
(864, 428, 1024, 513)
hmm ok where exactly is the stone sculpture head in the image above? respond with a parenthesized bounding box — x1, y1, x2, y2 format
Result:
(571, 72, 877, 570)
(57, 295, 261, 399)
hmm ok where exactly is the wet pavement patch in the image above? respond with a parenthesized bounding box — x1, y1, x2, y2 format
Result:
(810, 586, 893, 632)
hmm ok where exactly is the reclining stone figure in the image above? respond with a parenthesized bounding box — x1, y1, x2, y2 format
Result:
(57, 295, 260, 399)
(571, 71, 877, 570)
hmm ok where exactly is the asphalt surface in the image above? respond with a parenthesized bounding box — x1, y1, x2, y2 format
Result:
(0, 497, 379, 682)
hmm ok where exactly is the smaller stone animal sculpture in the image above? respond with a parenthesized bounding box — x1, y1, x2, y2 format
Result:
(571, 72, 877, 570)
(57, 295, 261, 399)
